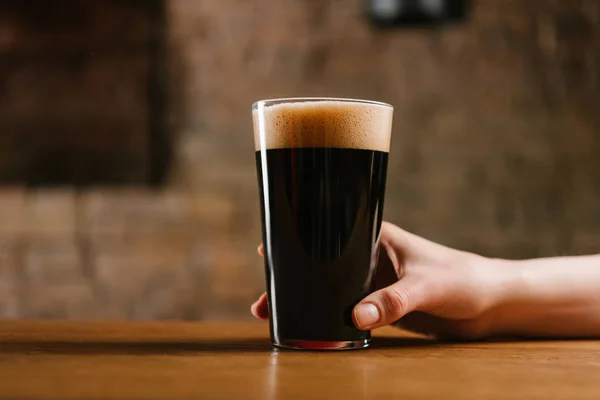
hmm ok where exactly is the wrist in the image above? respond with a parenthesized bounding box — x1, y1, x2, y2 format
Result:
(472, 256, 527, 338)
(432, 253, 523, 340)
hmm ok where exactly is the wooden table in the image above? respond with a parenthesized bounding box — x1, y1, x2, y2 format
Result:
(0, 321, 599, 399)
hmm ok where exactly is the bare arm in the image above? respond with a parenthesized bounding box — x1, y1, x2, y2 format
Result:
(490, 255, 600, 338)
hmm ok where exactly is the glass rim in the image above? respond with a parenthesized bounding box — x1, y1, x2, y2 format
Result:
(252, 97, 393, 110)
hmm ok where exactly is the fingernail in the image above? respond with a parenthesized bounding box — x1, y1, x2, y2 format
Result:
(354, 303, 380, 329)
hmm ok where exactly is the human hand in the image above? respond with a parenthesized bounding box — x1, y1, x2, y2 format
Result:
(251, 221, 511, 340)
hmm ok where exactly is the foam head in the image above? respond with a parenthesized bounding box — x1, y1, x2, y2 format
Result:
(253, 99, 393, 152)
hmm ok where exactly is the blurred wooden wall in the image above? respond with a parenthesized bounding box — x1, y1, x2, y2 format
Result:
(0, 0, 598, 320)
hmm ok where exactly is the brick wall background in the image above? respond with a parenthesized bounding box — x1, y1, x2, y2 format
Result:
(0, 0, 598, 320)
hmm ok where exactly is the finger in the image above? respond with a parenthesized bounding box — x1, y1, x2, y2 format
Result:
(353, 277, 428, 330)
(250, 292, 269, 320)
(382, 222, 454, 262)
(257, 244, 264, 257)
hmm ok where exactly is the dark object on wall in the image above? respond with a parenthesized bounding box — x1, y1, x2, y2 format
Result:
(0, 0, 170, 187)
(366, 0, 469, 28)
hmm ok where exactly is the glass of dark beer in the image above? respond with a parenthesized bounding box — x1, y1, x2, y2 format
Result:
(252, 98, 393, 350)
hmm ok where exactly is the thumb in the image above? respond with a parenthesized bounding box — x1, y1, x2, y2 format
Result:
(353, 277, 427, 330)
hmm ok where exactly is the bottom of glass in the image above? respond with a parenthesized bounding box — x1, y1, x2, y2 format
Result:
(274, 338, 370, 351)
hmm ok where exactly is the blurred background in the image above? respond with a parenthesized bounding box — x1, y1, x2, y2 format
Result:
(0, 0, 598, 321)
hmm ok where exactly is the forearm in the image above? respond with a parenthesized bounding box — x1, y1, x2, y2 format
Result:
(490, 255, 600, 338)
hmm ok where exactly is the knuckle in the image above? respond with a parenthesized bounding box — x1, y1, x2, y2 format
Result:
(381, 287, 410, 320)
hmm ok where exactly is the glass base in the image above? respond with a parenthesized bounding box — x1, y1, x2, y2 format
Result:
(274, 338, 370, 351)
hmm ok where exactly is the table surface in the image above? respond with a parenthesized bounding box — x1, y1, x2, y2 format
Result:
(1, 321, 599, 399)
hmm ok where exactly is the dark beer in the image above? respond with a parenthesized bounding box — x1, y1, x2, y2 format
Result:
(253, 99, 393, 350)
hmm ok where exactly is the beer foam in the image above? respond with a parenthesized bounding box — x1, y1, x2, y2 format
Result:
(253, 100, 393, 152)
